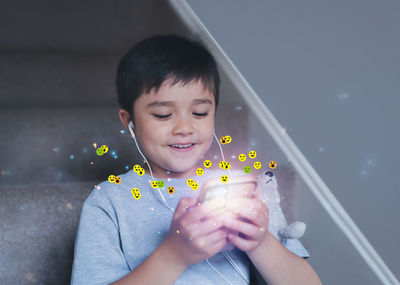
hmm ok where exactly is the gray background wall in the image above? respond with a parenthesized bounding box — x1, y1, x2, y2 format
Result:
(186, 0, 400, 280)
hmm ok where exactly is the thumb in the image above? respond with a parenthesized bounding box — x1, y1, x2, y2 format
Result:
(254, 182, 260, 200)
(174, 197, 198, 220)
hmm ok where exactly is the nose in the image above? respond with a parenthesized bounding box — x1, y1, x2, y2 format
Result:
(172, 115, 194, 135)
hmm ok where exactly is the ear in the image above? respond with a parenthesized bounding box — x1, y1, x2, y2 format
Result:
(118, 109, 134, 137)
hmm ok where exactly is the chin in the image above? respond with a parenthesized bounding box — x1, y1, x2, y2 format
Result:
(167, 164, 195, 174)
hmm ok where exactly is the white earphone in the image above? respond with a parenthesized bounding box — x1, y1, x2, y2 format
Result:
(125, 120, 246, 284)
(128, 121, 135, 138)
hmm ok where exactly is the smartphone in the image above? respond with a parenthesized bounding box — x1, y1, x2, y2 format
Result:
(197, 175, 258, 251)
(198, 174, 258, 205)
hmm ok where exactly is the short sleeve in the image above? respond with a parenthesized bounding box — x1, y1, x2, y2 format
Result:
(71, 186, 131, 285)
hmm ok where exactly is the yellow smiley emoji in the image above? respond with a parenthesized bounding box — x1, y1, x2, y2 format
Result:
(221, 175, 228, 183)
(238, 153, 246, 162)
(101, 145, 109, 153)
(253, 161, 262, 169)
(219, 136, 227, 144)
(249, 150, 257, 159)
(186, 179, 194, 186)
(269, 160, 277, 169)
(151, 180, 158, 188)
(219, 161, 226, 169)
(223, 161, 231, 170)
(196, 168, 204, 176)
(225, 135, 232, 144)
(137, 168, 145, 176)
(167, 186, 175, 194)
(191, 183, 199, 190)
(108, 175, 115, 183)
(131, 188, 141, 200)
(133, 164, 141, 172)
(204, 160, 212, 168)
(114, 176, 121, 184)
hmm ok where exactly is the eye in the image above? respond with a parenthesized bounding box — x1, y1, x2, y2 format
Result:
(153, 114, 171, 119)
(193, 112, 208, 117)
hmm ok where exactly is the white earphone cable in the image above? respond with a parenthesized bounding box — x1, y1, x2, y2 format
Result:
(128, 121, 175, 212)
(221, 251, 250, 283)
(214, 132, 233, 177)
(128, 122, 249, 284)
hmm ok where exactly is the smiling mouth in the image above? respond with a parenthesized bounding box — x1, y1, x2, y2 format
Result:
(168, 142, 197, 152)
(168, 143, 195, 149)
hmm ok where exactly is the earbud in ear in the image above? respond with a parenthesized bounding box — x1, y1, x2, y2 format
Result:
(128, 121, 135, 138)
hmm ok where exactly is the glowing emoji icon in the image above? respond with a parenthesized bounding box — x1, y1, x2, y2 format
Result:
(151, 180, 158, 188)
(243, 166, 252, 174)
(96, 148, 104, 156)
(221, 175, 228, 183)
(269, 160, 277, 169)
(238, 154, 246, 162)
(191, 183, 199, 190)
(223, 161, 231, 170)
(157, 180, 165, 188)
(114, 176, 121, 184)
(133, 164, 141, 172)
(167, 186, 175, 194)
(196, 168, 204, 176)
(108, 175, 115, 183)
(253, 161, 262, 169)
(131, 188, 141, 200)
(186, 179, 194, 186)
(219, 136, 227, 144)
(100, 145, 109, 153)
(248, 150, 257, 159)
(204, 160, 212, 168)
(225, 136, 232, 144)
(137, 168, 145, 176)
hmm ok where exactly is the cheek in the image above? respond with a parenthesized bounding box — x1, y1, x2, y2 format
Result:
(137, 125, 165, 147)
(202, 133, 214, 150)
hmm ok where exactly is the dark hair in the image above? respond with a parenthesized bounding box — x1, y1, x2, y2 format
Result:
(116, 34, 220, 121)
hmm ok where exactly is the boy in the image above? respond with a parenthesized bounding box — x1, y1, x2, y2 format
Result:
(71, 34, 321, 284)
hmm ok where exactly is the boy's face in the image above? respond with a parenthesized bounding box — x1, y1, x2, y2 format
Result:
(130, 78, 215, 179)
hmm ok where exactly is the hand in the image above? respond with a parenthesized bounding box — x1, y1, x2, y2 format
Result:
(163, 197, 230, 267)
(223, 196, 269, 253)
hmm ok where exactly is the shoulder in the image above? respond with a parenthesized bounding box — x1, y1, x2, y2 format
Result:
(83, 170, 143, 208)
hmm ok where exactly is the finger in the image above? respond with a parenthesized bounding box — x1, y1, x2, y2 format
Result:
(174, 197, 198, 220)
(193, 228, 228, 251)
(254, 184, 260, 200)
(205, 228, 229, 246)
(186, 199, 227, 222)
(228, 233, 258, 252)
(206, 234, 229, 256)
(224, 217, 264, 240)
(226, 197, 265, 210)
(226, 198, 267, 227)
(189, 212, 227, 237)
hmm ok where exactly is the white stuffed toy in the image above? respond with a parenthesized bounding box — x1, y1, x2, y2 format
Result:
(257, 171, 306, 241)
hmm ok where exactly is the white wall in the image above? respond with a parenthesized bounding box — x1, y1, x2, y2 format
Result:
(185, 0, 400, 281)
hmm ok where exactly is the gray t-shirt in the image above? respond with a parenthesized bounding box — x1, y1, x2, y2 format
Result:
(71, 169, 309, 285)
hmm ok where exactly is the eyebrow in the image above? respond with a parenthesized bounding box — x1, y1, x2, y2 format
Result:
(146, 99, 212, 108)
